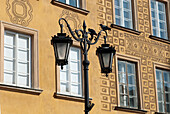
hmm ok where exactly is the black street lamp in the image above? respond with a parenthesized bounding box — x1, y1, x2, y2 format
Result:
(51, 18, 116, 114)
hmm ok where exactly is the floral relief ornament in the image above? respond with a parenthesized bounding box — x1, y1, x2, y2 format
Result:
(6, 0, 33, 26)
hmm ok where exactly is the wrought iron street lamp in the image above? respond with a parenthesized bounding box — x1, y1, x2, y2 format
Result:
(51, 18, 116, 114)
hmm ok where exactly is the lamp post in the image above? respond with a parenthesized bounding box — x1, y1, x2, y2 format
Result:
(51, 18, 116, 114)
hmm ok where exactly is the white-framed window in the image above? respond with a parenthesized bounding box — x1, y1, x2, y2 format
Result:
(156, 69, 170, 113)
(118, 60, 138, 108)
(59, 47, 82, 96)
(151, 0, 168, 39)
(4, 30, 31, 88)
(114, 0, 133, 29)
(59, 0, 80, 7)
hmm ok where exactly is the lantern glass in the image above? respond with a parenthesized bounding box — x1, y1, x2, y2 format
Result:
(102, 53, 110, 68)
(57, 43, 68, 60)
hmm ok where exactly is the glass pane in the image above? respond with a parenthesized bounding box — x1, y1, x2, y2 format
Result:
(60, 70, 68, 82)
(165, 93, 170, 102)
(124, 11, 130, 19)
(157, 82, 163, 91)
(115, 8, 121, 16)
(4, 47, 15, 58)
(102, 53, 110, 68)
(18, 36, 29, 49)
(71, 73, 80, 83)
(69, 0, 77, 7)
(160, 31, 166, 38)
(18, 75, 28, 86)
(159, 22, 165, 29)
(115, 0, 120, 6)
(116, 18, 121, 25)
(70, 61, 79, 71)
(127, 63, 135, 74)
(153, 29, 157, 36)
(128, 75, 136, 85)
(164, 71, 170, 82)
(158, 3, 165, 12)
(71, 84, 80, 95)
(118, 73, 126, 84)
(158, 92, 164, 101)
(166, 103, 170, 113)
(60, 82, 69, 93)
(59, 0, 66, 3)
(4, 60, 15, 71)
(152, 20, 156, 27)
(129, 86, 136, 96)
(4, 33, 15, 46)
(4, 72, 14, 84)
(156, 70, 162, 81)
(18, 62, 28, 74)
(159, 13, 165, 20)
(151, 1, 155, 9)
(119, 85, 127, 94)
(118, 61, 126, 72)
(159, 102, 165, 113)
(18, 50, 28, 62)
(70, 48, 79, 60)
(164, 83, 170, 92)
(151, 11, 155, 18)
(120, 95, 128, 107)
(130, 97, 137, 108)
(123, 1, 130, 9)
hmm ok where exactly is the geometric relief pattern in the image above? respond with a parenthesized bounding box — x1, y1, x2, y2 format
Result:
(97, 0, 117, 112)
(6, 0, 33, 26)
(59, 10, 82, 35)
(98, 0, 170, 113)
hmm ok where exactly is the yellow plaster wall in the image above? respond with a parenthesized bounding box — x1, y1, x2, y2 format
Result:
(0, 0, 169, 114)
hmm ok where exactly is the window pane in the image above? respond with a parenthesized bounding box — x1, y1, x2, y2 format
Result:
(4, 32, 15, 46)
(18, 50, 29, 62)
(164, 72, 170, 82)
(165, 83, 170, 92)
(157, 82, 163, 91)
(119, 85, 127, 94)
(158, 92, 164, 101)
(151, 11, 156, 18)
(165, 93, 170, 102)
(4, 72, 15, 84)
(18, 62, 28, 74)
(60, 71, 68, 82)
(70, 61, 79, 71)
(124, 11, 130, 19)
(127, 63, 135, 74)
(17, 75, 28, 86)
(156, 70, 162, 81)
(130, 97, 137, 108)
(119, 73, 126, 84)
(120, 95, 128, 106)
(70, 48, 79, 60)
(158, 3, 165, 12)
(116, 18, 121, 25)
(71, 73, 80, 83)
(71, 84, 81, 95)
(166, 103, 170, 112)
(151, 1, 155, 8)
(4, 47, 15, 59)
(123, 1, 130, 9)
(59, 0, 66, 3)
(115, 8, 121, 16)
(18, 36, 29, 49)
(69, 0, 77, 7)
(159, 102, 165, 112)
(129, 86, 136, 96)
(4, 60, 15, 71)
(115, 0, 120, 6)
(60, 82, 69, 93)
(128, 75, 136, 85)
(118, 61, 126, 72)
(159, 13, 165, 20)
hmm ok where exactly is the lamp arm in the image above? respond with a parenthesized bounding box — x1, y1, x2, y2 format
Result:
(86, 30, 107, 45)
(59, 18, 82, 42)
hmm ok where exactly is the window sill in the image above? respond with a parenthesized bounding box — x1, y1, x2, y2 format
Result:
(149, 35, 170, 44)
(110, 24, 141, 35)
(0, 83, 43, 95)
(51, 0, 89, 15)
(114, 106, 147, 114)
(54, 92, 92, 103)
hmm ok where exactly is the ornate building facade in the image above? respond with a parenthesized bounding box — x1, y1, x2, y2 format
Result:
(0, 0, 169, 114)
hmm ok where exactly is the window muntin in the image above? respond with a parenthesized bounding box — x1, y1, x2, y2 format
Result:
(4, 31, 31, 88)
(118, 60, 138, 108)
(59, 47, 82, 96)
(114, 0, 133, 29)
(156, 69, 170, 113)
(151, 0, 168, 39)
(59, 0, 79, 7)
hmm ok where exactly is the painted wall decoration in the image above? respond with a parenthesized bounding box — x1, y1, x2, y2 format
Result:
(6, 0, 33, 26)
(59, 10, 82, 35)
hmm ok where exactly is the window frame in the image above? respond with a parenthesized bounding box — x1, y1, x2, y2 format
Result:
(115, 54, 142, 109)
(0, 21, 39, 89)
(149, 0, 170, 40)
(56, 40, 84, 97)
(112, 0, 138, 30)
(154, 62, 170, 113)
